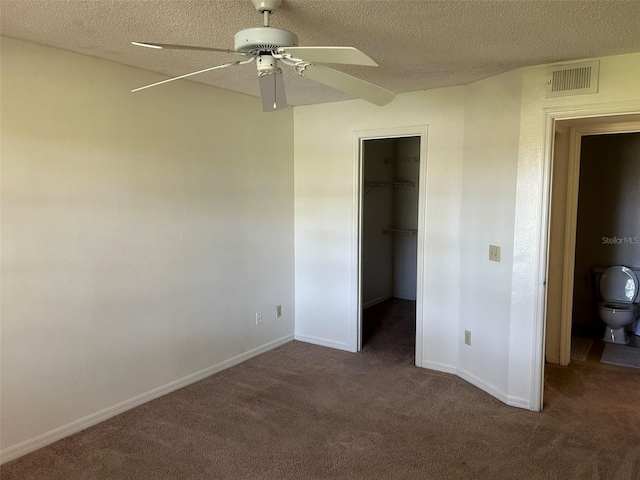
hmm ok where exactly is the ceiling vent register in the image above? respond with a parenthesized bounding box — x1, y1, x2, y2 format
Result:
(546, 60, 599, 97)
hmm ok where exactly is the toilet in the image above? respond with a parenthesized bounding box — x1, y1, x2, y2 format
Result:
(597, 265, 640, 344)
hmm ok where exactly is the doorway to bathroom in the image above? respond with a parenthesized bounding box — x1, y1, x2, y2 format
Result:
(545, 115, 640, 374)
(354, 128, 426, 365)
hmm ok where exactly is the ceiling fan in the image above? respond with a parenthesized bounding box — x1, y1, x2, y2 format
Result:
(131, 0, 395, 111)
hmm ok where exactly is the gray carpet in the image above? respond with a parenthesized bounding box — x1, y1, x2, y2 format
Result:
(601, 343, 640, 369)
(2, 299, 640, 479)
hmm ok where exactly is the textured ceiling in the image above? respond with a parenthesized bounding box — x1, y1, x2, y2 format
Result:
(2, 0, 640, 106)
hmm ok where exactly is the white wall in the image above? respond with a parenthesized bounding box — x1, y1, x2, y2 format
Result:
(1, 38, 295, 459)
(294, 89, 465, 365)
(458, 69, 524, 401)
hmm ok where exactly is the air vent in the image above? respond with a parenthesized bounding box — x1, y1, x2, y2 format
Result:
(546, 60, 599, 97)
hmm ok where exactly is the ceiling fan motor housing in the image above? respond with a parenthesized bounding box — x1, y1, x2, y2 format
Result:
(234, 27, 298, 55)
(251, 0, 282, 12)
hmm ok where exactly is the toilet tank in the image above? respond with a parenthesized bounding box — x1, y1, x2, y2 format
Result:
(593, 265, 640, 304)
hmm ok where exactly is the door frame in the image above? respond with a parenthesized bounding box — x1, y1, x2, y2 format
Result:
(351, 126, 428, 366)
(534, 102, 640, 410)
(557, 118, 640, 366)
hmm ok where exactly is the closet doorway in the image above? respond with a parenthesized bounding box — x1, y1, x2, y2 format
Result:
(358, 134, 422, 363)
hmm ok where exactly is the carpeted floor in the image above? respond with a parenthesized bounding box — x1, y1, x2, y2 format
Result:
(2, 299, 640, 479)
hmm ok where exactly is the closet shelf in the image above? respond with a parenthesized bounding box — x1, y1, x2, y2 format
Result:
(383, 228, 417, 236)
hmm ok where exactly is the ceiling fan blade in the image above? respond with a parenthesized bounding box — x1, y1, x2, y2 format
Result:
(279, 46, 378, 66)
(132, 60, 245, 93)
(132, 41, 245, 56)
(302, 64, 395, 106)
(258, 70, 288, 112)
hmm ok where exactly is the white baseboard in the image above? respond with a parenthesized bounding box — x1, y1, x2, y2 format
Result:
(0, 334, 294, 464)
(392, 292, 416, 301)
(421, 360, 457, 374)
(362, 294, 392, 310)
(456, 367, 509, 405)
(422, 363, 529, 409)
(294, 334, 352, 352)
(507, 395, 532, 410)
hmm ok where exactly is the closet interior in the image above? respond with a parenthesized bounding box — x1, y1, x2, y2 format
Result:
(361, 136, 420, 355)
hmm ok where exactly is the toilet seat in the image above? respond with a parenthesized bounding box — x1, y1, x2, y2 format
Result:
(597, 301, 635, 312)
(600, 266, 639, 304)
(599, 301, 633, 309)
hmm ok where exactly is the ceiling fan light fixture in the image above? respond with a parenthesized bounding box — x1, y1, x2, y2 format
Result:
(256, 54, 279, 73)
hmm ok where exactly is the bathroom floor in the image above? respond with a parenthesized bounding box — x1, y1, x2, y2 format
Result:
(570, 334, 640, 374)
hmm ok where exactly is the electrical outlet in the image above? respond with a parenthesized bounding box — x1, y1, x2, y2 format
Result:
(276, 305, 282, 318)
(464, 330, 471, 346)
(489, 244, 501, 262)
(256, 312, 262, 325)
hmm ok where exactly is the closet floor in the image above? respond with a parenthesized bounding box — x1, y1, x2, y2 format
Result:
(361, 298, 416, 364)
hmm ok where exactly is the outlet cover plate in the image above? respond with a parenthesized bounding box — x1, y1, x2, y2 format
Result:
(489, 245, 501, 262)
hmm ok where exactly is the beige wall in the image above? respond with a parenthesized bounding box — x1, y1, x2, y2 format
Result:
(1, 38, 295, 458)
(544, 126, 571, 364)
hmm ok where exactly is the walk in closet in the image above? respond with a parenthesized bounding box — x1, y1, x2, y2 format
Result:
(361, 136, 420, 311)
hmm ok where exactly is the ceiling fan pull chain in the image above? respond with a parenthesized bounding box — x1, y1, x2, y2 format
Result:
(273, 73, 278, 109)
